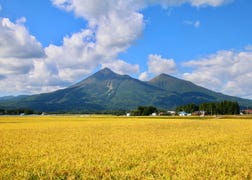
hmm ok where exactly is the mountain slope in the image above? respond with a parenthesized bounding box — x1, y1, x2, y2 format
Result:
(148, 73, 211, 93)
(69, 68, 178, 110)
(148, 73, 252, 107)
(1, 68, 252, 112)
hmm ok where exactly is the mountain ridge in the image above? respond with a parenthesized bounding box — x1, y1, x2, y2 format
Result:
(1, 68, 251, 112)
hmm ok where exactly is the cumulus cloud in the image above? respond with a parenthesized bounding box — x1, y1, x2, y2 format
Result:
(50, 0, 144, 80)
(0, 73, 65, 96)
(0, 18, 45, 59)
(0, 17, 46, 95)
(139, 54, 177, 80)
(0, 58, 33, 76)
(45, 0, 233, 86)
(51, 0, 144, 51)
(148, 54, 177, 75)
(50, 0, 230, 78)
(183, 48, 252, 99)
(45, 29, 98, 82)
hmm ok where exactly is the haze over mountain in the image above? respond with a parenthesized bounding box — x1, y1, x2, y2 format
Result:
(1, 68, 252, 113)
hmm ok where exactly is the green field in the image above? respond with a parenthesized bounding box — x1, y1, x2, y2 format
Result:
(0, 116, 252, 179)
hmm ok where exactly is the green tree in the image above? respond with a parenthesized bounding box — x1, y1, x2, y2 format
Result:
(131, 106, 157, 116)
(176, 104, 199, 113)
(180, 101, 240, 115)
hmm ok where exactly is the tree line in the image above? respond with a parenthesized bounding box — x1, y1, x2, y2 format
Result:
(176, 101, 240, 115)
(131, 106, 158, 116)
(0, 108, 35, 115)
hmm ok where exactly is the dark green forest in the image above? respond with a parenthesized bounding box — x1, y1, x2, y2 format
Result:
(176, 101, 240, 115)
(131, 106, 158, 116)
(0, 108, 35, 115)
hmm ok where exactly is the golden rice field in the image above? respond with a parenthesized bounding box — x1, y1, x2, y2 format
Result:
(0, 115, 252, 179)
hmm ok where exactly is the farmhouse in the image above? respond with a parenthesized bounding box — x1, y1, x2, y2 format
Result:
(179, 111, 187, 116)
(167, 111, 176, 115)
(242, 109, 252, 114)
(192, 111, 206, 116)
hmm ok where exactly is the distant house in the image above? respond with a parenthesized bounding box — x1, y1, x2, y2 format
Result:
(159, 110, 176, 116)
(179, 111, 187, 116)
(167, 111, 176, 115)
(151, 112, 157, 116)
(242, 109, 252, 114)
(192, 111, 206, 116)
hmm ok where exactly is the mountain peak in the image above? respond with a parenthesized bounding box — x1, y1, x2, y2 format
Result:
(74, 67, 131, 88)
(92, 67, 120, 79)
(93, 68, 132, 80)
(100, 67, 114, 74)
(148, 73, 200, 93)
(150, 73, 179, 83)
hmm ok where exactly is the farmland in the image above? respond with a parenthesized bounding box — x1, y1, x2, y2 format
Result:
(0, 115, 252, 179)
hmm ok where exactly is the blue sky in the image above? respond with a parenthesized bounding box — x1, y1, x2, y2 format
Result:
(0, 0, 252, 99)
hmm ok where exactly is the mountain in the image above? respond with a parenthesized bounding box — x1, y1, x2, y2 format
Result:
(147, 73, 252, 107)
(0, 96, 16, 101)
(1, 68, 252, 112)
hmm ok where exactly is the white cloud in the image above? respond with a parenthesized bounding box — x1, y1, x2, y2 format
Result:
(183, 48, 252, 99)
(139, 0, 232, 8)
(184, 20, 201, 28)
(0, 58, 33, 76)
(0, 18, 62, 95)
(148, 54, 177, 75)
(139, 54, 177, 80)
(0, 17, 47, 95)
(0, 18, 45, 59)
(96, 11, 144, 54)
(49, 0, 228, 83)
(45, 29, 98, 82)
(245, 45, 252, 51)
(139, 71, 150, 81)
(50, 0, 144, 79)
(49, 0, 232, 82)
(51, 0, 144, 54)
(189, 0, 233, 7)
(0, 74, 65, 96)
(16, 17, 26, 24)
